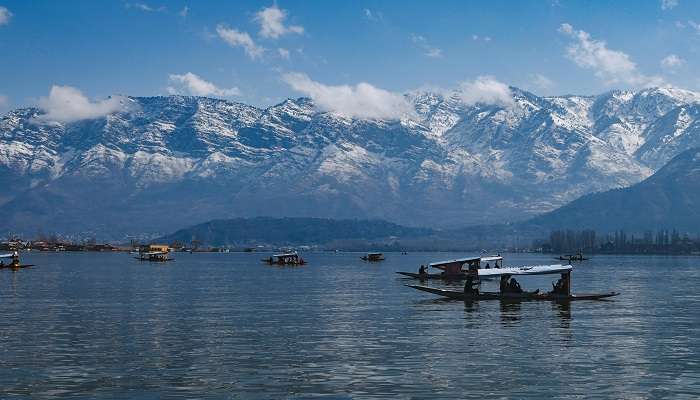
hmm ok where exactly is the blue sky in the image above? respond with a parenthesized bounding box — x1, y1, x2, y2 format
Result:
(1, 0, 700, 113)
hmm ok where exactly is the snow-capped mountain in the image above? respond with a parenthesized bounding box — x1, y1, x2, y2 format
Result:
(2, 86, 700, 238)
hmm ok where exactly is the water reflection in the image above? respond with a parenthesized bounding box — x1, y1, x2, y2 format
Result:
(499, 301, 522, 325)
(1, 252, 699, 398)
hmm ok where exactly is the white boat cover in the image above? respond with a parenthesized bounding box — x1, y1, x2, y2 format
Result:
(0, 253, 15, 258)
(478, 264, 572, 277)
(273, 252, 297, 258)
(429, 256, 480, 267)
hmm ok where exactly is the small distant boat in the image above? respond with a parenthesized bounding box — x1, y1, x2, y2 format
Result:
(135, 251, 173, 262)
(361, 252, 385, 262)
(556, 252, 588, 261)
(263, 252, 306, 265)
(0, 252, 34, 269)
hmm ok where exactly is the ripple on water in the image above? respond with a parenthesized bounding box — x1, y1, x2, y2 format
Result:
(0, 252, 699, 398)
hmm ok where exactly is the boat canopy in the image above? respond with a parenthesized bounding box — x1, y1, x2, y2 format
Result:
(273, 252, 298, 258)
(478, 264, 572, 277)
(0, 253, 14, 258)
(367, 252, 383, 256)
(429, 256, 480, 268)
(141, 251, 167, 256)
(480, 256, 503, 263)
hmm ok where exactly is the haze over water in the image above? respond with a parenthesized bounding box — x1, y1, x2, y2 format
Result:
(1, 252, 699, 399)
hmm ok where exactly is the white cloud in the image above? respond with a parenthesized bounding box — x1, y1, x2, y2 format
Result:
(412, 35, 443, 58)
(531, 73, 554, 90)
(661, 54, 684, 69)
(168, 72, 240, 97)
(0, 6, 12, 26)
(458, 76, 514, 107)
(35, 86, 128, 124)
(471, 34, 492, 42)
(178, 6, 188, 17)
(216, 25, 265, 59)
(282, 72, 414, 120)
(661, 0, 678, 10)
(254, 5, 303, 39)
(688, 20, 700, 34)
(278, 48, 290, 59)
(126, 3, 166, 12)
(558, 23, 664, 87)
(364, 8, 382, 22)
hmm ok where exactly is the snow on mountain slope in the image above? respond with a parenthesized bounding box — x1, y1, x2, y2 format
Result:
(1, 87, 700, 238)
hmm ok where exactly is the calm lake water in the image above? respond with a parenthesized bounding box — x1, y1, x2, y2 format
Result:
(1, 252, 699, 399)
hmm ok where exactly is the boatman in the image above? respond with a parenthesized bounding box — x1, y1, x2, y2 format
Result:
(464, 274, 480, 296)
(500, 275, 510, 293)
(418, 265, 427, 276)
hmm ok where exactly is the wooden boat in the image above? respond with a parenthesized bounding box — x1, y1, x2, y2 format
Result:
(397, 271, 467, 280)
(0, 264, 34, 270)
(398, 254, 571, 280)
(556, 252, 588, 261)
(407, 285, 618, 301)
(407, 265, 618, 302)
(263, 252, 306, 265)
(0, 252, 32, 269)
(135, 251, 173, 262)
(361, 252, 385, 262)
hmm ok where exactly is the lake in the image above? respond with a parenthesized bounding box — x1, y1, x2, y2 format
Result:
(1, 252, 699, 399)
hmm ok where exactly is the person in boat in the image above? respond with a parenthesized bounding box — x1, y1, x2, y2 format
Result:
(550, 273, 570, 295)
(464, 275, 479, 296)
(418, 265, 427, 275)
(500, 275, 510, 293)
(551, 276, 564, 294)
(508, 277, 523, 294)
(485, 263, 490, 269)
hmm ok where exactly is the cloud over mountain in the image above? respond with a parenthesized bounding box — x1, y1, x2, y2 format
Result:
(35, 85, 128, 124)
(282, 72, 414, 119)
(168, 72, 240, 97)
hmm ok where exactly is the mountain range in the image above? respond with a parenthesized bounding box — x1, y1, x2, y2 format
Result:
(3, 86, 700, 239)
(528, 147, 700, 232)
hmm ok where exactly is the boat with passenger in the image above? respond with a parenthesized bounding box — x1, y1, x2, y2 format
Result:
(0, 251, 34, 269)
(556, 251, 588, 262)
(408, 264, 618, 302)
(361, 252, 385, 262)
(398, 255, 526, 280)
(135, 244, 173, 262)
(263, 252, 306, 265)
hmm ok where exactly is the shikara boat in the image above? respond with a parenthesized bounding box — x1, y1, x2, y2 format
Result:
(263, 252, 306, 265)
(397, 255, 570, 280)
(361, 252, 385, 262)
(556, 252, 588, 261)
(407, 285, 618, 301)
(407, 265, 619, 302)
(0, 252, 33, 269)
(135, 251, 173, 262)
(0, 263, 34, 269)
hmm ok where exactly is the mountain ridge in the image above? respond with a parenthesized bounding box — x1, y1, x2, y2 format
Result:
(3, 86, 700, 239)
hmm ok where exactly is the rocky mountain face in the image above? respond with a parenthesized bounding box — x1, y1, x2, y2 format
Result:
(527, 147, 700, 232)
(2, 86, 700, 239)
